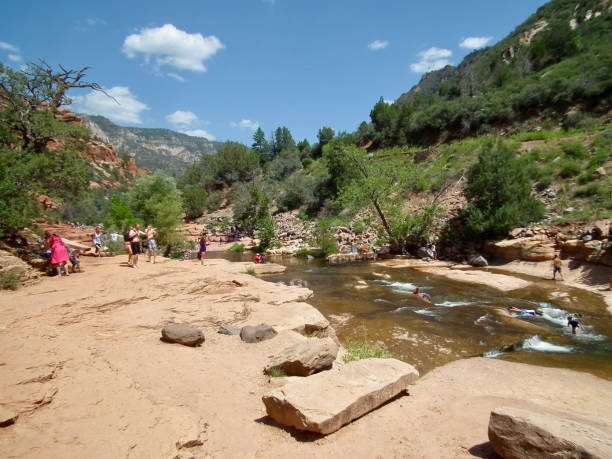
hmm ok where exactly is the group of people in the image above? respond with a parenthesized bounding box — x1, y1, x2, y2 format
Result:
(42, 231, 82, 278)
(507, 307, 585, 335)
(122, 223, 158, 268)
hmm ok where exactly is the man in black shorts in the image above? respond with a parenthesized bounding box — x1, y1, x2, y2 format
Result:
(129, 224, 146, 268)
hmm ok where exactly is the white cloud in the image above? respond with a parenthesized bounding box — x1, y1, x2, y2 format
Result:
(122, 24, 225, 72)
(72, 86, 149, 125)
(229, 119, 260, 131)
(182, 129, 215, 140)
(166, 110, 198, 127)
(8, 54, 21, 62)
(368, 40, 389, 51)
(410, 47, 453, 73)
(167, 72, 185, 82)
(459, 36, 493, 50)
(0, 41, 19, 53)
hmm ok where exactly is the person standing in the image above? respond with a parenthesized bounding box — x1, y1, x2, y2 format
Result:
(199, 235, 207, 265)
(552, 253, 563, 280)
(123, 226, 134, 266)
(129, 224, 146, 268)
(567, 316, 584, 335)
(145, 224, 158, 264)
(92, 226, 103, 257)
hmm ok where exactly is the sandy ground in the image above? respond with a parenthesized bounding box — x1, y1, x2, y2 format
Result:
(1, 255, 612, 458)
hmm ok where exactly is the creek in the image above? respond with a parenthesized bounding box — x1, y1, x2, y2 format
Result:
(208, 251, 612, 380)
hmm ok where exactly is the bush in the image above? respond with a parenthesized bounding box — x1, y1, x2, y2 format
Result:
(353, 218, 368, 234)
(462, 140, 545, 239)
(294, 248, 309, 258)
(245, 268, 256, 276)
(229, 243, 244, 252)
(574, 183, 608, 198)
(343, 327, 393, 363)
(0, 271, 20, 290)
(559, 159, 580, 177)
(561, 141, 589, 159)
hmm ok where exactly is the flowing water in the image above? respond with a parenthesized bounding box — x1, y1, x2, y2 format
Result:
(208, 252, 612, 379)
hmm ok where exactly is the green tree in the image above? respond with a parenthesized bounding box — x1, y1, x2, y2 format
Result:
(126, 172, 184, 246)
(317, 126, 335, 147)
(214, 141, 260, 185)
(104, 195, 134, 231)
(274, 126, 296, 153)
(233, 184, 275, 250)
(0, 60, 106, 151)
(461, 140, 545, 239)
(251, 127, 270, 161)
(182, 185, 208, 220)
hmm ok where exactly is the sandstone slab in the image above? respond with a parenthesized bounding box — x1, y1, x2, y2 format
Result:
(262, 358, 419, 434)
(161, 324, 205, 347)
(264, 337, 339, 376)
(488, 406, 612, 459)
(0, 406, 18, 427)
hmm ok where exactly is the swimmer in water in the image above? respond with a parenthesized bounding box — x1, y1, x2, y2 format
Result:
(508, 307, 543, 316)
(566, 316, 584, 335)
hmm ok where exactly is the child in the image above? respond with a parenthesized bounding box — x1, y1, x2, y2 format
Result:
(69, 249, 82, 273)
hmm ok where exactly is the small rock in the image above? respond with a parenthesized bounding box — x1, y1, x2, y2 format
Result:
(509, 228, 524, 239)
(564, 207, 575, 213)
(547, 191, 556, 198)
(416, 247, 433, 259)
(0, 407, 18, 427)
(240, 324, 277, 343)
(161, 324, 205, 347)
(594, 166, 606, 177)
(264, 337, 339, 376)
(582, 234, 593, 242)
(468, 254, 488, 267)
(218, 325, 241, 336)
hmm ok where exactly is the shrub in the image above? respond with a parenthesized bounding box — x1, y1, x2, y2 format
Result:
(267, 366, 287, 378)
(352, 218, 368, 234)
(559, 159, 580, 177)
(343, 327, 393, 363)
(561, 141, 589, 159)
(229, 243, 244, 252)
(574, 183, 607, 198)
(245, 268, 256, 276)
(294, 248, 309, 258)
(0, 271, 20, 290)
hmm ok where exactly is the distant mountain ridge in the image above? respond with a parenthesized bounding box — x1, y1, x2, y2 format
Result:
(81, 114, 221, 176)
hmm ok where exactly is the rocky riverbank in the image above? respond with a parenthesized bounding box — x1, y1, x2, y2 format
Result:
(2, 249, 612, 457)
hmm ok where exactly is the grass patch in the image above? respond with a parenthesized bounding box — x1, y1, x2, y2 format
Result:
(1, 271, 20, 290)
(343, 327, 393, 363)
(267, 366, 287, 378)
(245, 268, 256, 276)
(559, 159, 580, 178)
(229, 243, 245, 252)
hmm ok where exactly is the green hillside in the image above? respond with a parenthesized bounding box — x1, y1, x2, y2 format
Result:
(363, 0, 611, 148)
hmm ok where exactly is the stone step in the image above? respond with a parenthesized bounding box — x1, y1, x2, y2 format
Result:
(262, 358, 419, 434)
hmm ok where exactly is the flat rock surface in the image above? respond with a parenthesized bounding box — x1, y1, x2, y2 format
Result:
(262, 358, 419, 434)
(2, 255, 612, 458)
(489, 406, 612, 459)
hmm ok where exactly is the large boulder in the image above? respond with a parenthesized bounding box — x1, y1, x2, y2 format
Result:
(240, 324, 277, 343)
(488, 406, 612, 459)
(485, 237, 555, 261)
(160, 324, 205, 347)
(264, 337, 339, 376)
(262, 358, 419, 434)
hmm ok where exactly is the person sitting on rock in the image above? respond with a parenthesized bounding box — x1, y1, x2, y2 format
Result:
(255, 253, 262, 264)
(413, 287, 420, 295)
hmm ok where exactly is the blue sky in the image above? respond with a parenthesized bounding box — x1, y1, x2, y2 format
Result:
(1, 0, 549, 145)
